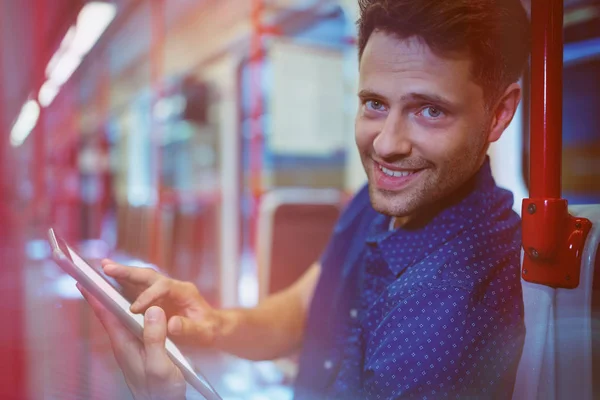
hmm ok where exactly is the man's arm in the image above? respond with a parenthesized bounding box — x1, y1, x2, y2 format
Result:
(82, 262, 322, 400)
(214, 263, 321, 360)
(103, 260, 321, 361)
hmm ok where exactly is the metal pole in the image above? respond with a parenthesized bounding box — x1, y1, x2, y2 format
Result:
(32, 0, 48, 233)
(522, 0, 593, 289)
(248, 0, 265, 256)
(150, 0, 165, 264)
(250, 0, 264, 199)
(530, 0, 563, 199)
(0, 3, 28, 399)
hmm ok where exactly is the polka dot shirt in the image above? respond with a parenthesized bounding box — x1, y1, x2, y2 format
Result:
(294, 159, 524, 399)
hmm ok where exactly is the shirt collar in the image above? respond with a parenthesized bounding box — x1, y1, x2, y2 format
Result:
(365, 157, 498, 277)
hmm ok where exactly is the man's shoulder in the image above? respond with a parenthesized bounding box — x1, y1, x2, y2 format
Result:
(429, 200, 523, 311)
(394, 185, 523, 305)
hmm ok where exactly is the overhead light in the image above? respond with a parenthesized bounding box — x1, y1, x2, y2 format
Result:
(39, 1, 117, 108)
(45, 52, 61, 80)
(10, 100, 41, 147)
(45, 27, 75, 78)
(39, 81, 60, 107)
(71, 2, 117, 56)
(49, 50, 81, 86)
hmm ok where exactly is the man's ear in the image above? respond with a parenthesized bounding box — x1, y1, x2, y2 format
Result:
(487, 82, 522, 143)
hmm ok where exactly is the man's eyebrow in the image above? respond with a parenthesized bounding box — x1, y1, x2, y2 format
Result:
(358, 89, 456, 108)
(401, 92, 455, 108)
(357, 89, 386, 100)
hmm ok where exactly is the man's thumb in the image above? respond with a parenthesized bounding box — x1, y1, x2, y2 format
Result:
(143, 306, 173, 380)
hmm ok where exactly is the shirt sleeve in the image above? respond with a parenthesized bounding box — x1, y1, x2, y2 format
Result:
(362, 286, 524, 400)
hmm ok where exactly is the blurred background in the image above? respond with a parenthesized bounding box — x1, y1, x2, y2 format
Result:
(0, 0, 598, 399)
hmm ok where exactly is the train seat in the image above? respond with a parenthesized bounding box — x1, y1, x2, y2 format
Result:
(256, 188, 342, 302)
(513, 205, 600, 400)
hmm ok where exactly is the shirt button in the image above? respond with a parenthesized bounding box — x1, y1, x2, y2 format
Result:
(324, 360, 334, 370)
(350, 309, 358, 319)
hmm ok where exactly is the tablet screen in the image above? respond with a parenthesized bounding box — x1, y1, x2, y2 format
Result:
(66, 245, 146, 328)
(48, 229, 221, 398)
(74, 246, 200, 371)
(50, 231, 200, 379)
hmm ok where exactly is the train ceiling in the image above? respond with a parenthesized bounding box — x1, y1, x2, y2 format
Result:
(2, 0, 600, 139)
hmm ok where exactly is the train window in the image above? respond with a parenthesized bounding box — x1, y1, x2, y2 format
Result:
(157, 77, 220, 195)
(120, 95, 155, 206)
(238, 6, 350, 193)
(562, 55, 600, 204)
(235, 6, 352, 308)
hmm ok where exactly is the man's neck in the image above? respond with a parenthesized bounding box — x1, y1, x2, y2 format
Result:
(391, 215, 413, 230)
(391, 202, 443, 230)
(390, 160, 487, 231)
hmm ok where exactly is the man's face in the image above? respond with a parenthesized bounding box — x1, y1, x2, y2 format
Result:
(356, 31, 492, 220)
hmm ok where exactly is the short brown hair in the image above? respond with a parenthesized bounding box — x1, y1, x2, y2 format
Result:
(357, 0, 531, 104)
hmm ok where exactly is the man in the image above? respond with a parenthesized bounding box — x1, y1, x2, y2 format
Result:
(80, 0, 531, 398)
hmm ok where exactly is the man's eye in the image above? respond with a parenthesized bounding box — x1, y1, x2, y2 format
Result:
(365, 100, 385, 111)
(421, 106, 444, 119)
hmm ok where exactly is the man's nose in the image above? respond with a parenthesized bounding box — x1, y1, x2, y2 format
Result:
(372, 113, 412, 159)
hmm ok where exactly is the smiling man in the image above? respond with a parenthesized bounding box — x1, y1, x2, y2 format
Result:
(82, 0, 531, 399)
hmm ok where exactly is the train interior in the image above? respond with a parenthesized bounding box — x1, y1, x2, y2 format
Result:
(0, 0, 599, 399)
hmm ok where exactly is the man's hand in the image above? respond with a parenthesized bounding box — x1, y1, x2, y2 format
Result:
(102, 259, 223, 347)
(94, 259, 320, 362)
(78, 284, 186, 400)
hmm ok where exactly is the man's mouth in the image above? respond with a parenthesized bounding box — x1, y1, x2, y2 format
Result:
(373, 161, 426, 191)
(378, 165, 419, 178)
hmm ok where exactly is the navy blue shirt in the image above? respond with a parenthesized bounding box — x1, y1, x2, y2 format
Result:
(294, 159, 524, 399)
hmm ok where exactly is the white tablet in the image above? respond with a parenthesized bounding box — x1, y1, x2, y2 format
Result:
(47, 228, 222, 400)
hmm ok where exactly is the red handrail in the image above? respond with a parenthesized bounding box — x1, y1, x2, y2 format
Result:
(530, 0, 563, 199)
(522, 0, 592, 289)
(0, 3, 28, 398)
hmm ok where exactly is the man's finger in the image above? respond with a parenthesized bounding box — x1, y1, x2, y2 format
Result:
(102, 260, 159, 287)
(143, 307, 186, 399)
(167, 315, 217, 347)
(130, 279, 170, 314)
(77, 284, 142, 359)
(78, 284, 153, 393)
(142, 307, 175, 380)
